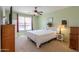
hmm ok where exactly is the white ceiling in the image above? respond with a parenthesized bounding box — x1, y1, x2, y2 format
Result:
(3, 6, 69, 15)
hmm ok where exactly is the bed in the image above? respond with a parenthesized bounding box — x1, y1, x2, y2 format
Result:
(27, 28, 58, 48)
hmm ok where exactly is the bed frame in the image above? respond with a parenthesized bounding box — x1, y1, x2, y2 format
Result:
(28, 37, 57, 48)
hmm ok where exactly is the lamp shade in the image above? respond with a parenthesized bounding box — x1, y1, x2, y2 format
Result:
(58, 25, 65, 34)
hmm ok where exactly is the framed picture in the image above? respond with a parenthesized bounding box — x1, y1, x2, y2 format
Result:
(61, 17, 68, 27)
(62, 20, 67, 25)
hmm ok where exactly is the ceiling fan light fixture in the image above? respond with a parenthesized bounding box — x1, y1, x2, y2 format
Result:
(34, 12, 39, 16)
(34, 10, 37, 12)
(33, 7, 43, 16)
(34, 12, 38, 15)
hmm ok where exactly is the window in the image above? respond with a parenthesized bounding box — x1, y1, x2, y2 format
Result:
(19, 16, 25, 31)
(18, 16, 32, 31)
(25, 17, 32, 30)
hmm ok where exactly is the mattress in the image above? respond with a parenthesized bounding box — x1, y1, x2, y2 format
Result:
(27, 30, 57, 48)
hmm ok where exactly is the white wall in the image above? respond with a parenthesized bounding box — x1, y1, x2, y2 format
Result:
(38, 7, 79, 43)
(5, 10, 38, 31)
(32, 16, 39, 30)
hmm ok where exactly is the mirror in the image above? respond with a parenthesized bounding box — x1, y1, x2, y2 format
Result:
(47, 17, 53, 27)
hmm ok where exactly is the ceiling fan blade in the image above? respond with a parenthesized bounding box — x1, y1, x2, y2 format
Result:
(33, 7, 43, 15)
(39, 11, 43, 13)
(34, 7, 38, 12)
(40, 13, 42, 15)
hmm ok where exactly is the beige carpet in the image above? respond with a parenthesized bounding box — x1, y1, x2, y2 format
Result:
(15, 32, 75, 52)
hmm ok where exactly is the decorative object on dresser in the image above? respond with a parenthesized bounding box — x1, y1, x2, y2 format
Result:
(70, 27, 79, 51)
(1, 24, 15, 52)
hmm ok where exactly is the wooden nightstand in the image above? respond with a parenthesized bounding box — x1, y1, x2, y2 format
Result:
(57, 34, 64, 41)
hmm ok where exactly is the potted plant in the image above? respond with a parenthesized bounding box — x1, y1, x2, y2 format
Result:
(47, 22, 53, 27)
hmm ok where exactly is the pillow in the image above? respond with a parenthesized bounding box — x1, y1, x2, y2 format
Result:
(47, 27, 59, 33)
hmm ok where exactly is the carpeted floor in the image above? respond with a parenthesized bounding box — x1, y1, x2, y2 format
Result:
(15, 32, 75, 52)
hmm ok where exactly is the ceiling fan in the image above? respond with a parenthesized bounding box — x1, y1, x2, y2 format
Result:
(34, 7, 43, 16)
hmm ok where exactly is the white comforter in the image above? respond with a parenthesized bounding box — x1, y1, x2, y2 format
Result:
(27, 30, 57, 48)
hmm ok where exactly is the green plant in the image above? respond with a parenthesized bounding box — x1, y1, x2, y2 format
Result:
(47, 22, 52, 27)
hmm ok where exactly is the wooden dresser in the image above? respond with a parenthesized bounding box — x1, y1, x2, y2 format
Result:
(70, 27, 79, 51)
(1, 24, 15, 52)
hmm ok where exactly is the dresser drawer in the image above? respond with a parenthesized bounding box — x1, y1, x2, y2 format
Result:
(70, 35, 78, 40)
(70, 27, 79, 34)
(1, 24, 15, 52)
(70, 35, 79, 50)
